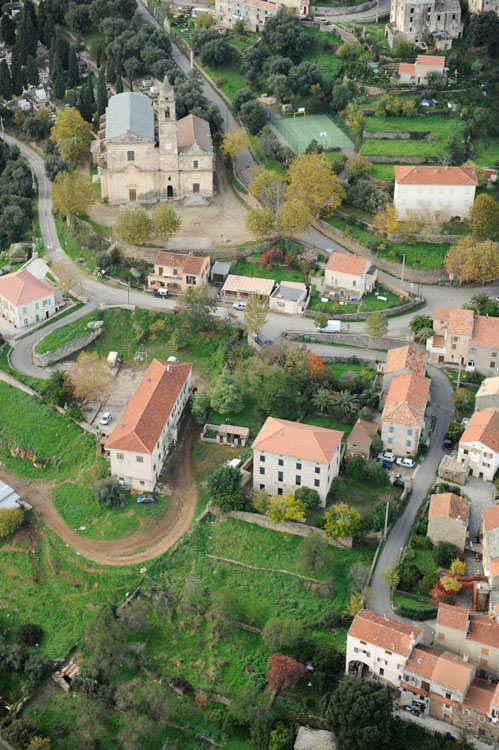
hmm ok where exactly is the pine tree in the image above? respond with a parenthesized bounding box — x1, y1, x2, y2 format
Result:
(52, 56, 66, 100)
(26, 56, 39, 87)
(10, 49, 23, 96)
(0, 58, 12, 100)
(115, 74, 123, 94)
(0, 13, 16, 46)
(68, 46, 79, 87)
(97, 68, 107, 117)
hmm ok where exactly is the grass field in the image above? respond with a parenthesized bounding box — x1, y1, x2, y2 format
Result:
(371, 164, 395, 181)
(34, 310, 99, 354)
(230, 257, 307, 283)
(303, 28, 344, 78)
(303, 414, 354, 436)
(362, 115, 464, 161)
(274, 114, 353, 154)
(338, 477, 402, 518)
(362, 139, 447, 158)
(360, 289, 403, 311)
(474, 136, 499, 167)
(0, 345, 46, 392)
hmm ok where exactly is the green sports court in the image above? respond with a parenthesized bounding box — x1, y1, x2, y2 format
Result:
(272, 113, 354, 154)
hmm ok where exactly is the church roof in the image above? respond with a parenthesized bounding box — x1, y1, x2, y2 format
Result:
(177, 114, 212, 152)
(105, 92, 155, 141)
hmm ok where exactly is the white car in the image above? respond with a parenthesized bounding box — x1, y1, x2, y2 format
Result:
(99, 412, 112, 426)
(232, 301, 247, 310)
(396, 457, 415, 469)
(167, 356, 179, 362)
(377, 450, 395, 462)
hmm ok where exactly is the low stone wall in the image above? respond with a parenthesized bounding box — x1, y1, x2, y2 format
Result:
(312, 0, 375, 14)
(33, 328, 103, 367)
(117, 242, 269, 263)
(304, 296, 423, 321)
(226, 510, 353, 548)
(287, 330, 417, 350)
(363, 131, 412, 139)
(369, 155, 429, 164)
(313, 218, 445, 283)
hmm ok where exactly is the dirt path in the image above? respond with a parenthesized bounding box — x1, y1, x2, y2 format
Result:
(0, 421, 200, 566)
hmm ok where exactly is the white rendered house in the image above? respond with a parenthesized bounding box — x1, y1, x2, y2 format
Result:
(0, 268, 56, 327)
(394, 166, 477, 220)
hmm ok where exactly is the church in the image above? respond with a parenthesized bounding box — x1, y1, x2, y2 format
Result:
(97, 77, 215, 204)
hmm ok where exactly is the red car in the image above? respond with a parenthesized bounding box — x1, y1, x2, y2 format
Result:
(172, 306, 180, 314)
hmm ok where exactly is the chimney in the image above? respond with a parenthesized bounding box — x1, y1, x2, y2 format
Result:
(167, 364, 172, 372)
(463, 653, 469, 662)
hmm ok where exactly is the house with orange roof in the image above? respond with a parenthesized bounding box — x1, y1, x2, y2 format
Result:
(394, 166, 477, 220)
(252, 417, 343, 505)
(381, 372, 431, 456)
(457, 408, 499, 482)
(427, 306, 499, 376)
(427, 492, 469, 552)
(398, 54, 446, 85)
(476, 376, 499, 412)
(382, 344, 426, 393)
(480, 506, 499, 590)
(221, 274, 276, 301)
(0, 268, 56, 328)
(147, 250, 210, 295)
(105, 359, 192, 491)
(436, 602, 499, 678)
(346, 417, 379, 460)
(323, 251, 377, 300)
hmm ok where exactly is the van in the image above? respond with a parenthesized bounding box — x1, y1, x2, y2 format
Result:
(318, 319, 341, 333)
(153, 289, 169, 298)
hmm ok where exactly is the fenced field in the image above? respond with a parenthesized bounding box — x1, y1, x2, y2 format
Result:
(272, 114, 354, 154)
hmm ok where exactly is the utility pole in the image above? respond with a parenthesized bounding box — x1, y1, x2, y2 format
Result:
(376, 0, 379, 23)
(383, 500, 389, 540)
(127, 278, 130, 305)
(401, 253, 406, 289)
(456, 357, 462, 390)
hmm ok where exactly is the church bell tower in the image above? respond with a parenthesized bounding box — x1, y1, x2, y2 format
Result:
(158, 76, 179, 198)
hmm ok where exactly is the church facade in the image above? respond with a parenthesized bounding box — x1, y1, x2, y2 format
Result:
(98, 78, 215, 204)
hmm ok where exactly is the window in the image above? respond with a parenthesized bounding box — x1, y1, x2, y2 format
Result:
(296, 462, 302, 470)
(278, 458, 283, 466)
(445, 692, 452, 700)
(379, 668, 384, 676)
(482, 647, 490, 655)
(389, 426, 394, 433)
(296, 476, 301, 486)
(408, 429, 413, 436)
(117, 453, 124, 460)
(278, 471, 283, 482)
(438, 632, 445, 640)
(406, 440, 411, 447)
(35, 302, 39, 310)
(388, 438, 393, 444)
(493, 352, 497, 358)
(315, 467, 320, 474)
(136, 456, 144, 463)
(260, 455, 265, 462)
(193, 183, 200, 194)
(490, 363, 495, 369)
(193, 160, 198, 169)
(22, 306, 27, 314)
(480, 658, 488, 665)
(260, 467, 265, 475)
(385, 651, 392, 655)
(129, 188, 136, 202)
(314, 479, 320, 488)
(127, 151, 135, 161)
(277, 487, 283, 495)
(259, 484, 265, 490)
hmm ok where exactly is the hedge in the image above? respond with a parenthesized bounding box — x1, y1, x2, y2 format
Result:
(394, 603, 438, 620)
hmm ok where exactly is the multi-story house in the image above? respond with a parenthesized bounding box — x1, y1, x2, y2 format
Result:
(385, 0, 463, 50)
(426, 307, 499, 376)
(435, 603, 499, 678)
(457, 408, 499, 482)
(381, 372, 431, 456)
(346, 609, 423, 686)
(382, 344, 426, 393)
(105, 359, 192, 491)
(214, 0, 309, 33)
(323, 251, 377, 300)
(480, 506, 499, 590)
(394, 166, 477, 220)
(147, 251, 210, 295)
(398, 54, 446, 84)
(346, 418, 380, 460)
(252, 417, 343, 506)
(269, 281, 307, 315)
(476, 377, 499, 412)
(0, 268, 56, 328)
(427, 492, 469, 553)
(468, 0, 499, 15)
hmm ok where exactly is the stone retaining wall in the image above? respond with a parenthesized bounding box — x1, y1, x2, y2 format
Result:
(287, 330, 417, 350)
(369, 155, 429, 164)
(312, 0, 375, 14)
(363, 131, 412, 139)
(304, 296, 423, 321)
(226, 510, 353, 548)
(33, 328, 103, 367)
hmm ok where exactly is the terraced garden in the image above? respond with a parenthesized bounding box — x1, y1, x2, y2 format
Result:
(361, 115, 464, 162)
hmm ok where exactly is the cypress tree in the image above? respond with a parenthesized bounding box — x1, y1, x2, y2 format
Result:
(26, 56, 39, 87)
(44, 14, 55, 47)
(0, 13, 16, 46)
(97, 67, 107, 117)
(96, 45, 101, 69)
(115, 74, 123, 94)
(55, 28, 68, 70)
(78, 81, 93, 123)
(25, 0, 37, 32)
(52, 56, 66, 100)
(68, 46, 79, 87)
(0, 58, 12, 100)
(86, 73, 95, 105)
(37, 2, 46, 43)
(49, 37, 57, 76)
(106, 54, 115, 85)
(10, 49, 23, 96)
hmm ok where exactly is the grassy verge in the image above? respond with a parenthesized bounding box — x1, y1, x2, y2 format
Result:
(230, 257, 307, 284)
(55, 216, 96, 272)
(0, 345, 46, 392)
(34, 310, 99, 354)
(360, 289, 403, 311)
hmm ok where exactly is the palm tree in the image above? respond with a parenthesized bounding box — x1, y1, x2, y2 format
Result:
(312, 387, 333, 413)
(42, 370, 72, 407)
(334, 390, 359, 420)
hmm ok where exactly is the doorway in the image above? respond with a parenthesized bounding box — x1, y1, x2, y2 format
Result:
(167, 185, 173, 198)
(129, 188, 137, 202)
(193, 183, 200, 194)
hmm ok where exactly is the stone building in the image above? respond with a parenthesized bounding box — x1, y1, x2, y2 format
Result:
(426, 307, 499, 377)
(385, 0, 463, 50)
(457, 408, 499, 482)
(381, 372, 431, 457)
(475, 377, 499, 412)
(0, 268, 56, 328)
(147, 251, 210, 294)
(394, 166, 477, 221)
(215, 0, 309, 33)
(382, 344, 426, 394)
(427, 492, 469, 552)
(98, 77, 214, 204)
(468, 0, 499, 15)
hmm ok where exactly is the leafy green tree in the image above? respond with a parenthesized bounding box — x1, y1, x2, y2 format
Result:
(296, 533, 329, 574)
(152, 204, 181, 239)
(0, 508, 24, 538)
(392, 37, 414, 60)
(208, 370, 244, 415)
(447, 420, 465, 443)
(177, 284, 216, 334)
(312, 643, 344, 693)
(469, 10, 499, 55)
(239, 99, 267, 135)
(92, 477, 126, 509)
(266, 652, 306, 694)
(262, 617, 303, 652)
(261, 10, 310, 62)
(191, 390, 211, 424)
(42, 370, 72, 407)
(244, 292, 269, 335)
(50, 107, 93, 165)
(210, 588, 248, 624)
(266, 493, 307, 523)
(19, 623, 43, 647)
(365, 459, 387, 487)
(286, 152, 346, 217)
(433, 540, 458, 568)
(294, 487, 320, 508)
(2, 720, 39, 750)
(327, 678, 397, 750)
(95, 251, 112, 273)
(334, 389, 359, 420)
(52, 171, 95, 226)
(26, 738, 51, 750)
(207, 465, 245, 512)
(312, 387, 333, 413)
(268, 722, 293, 750)
(468, 194, 499, 239)
(257, 370, 300, 419)
(115, 207, 153, 244)
(382, 563, 400, 590)
(329, 475, 346, 500)
(246, 207, 275, 239)
(314, 312, 329, 330)
(324, 502, 361, 539)
(365, 311, 388, 339)
(346, 153, 373, 179)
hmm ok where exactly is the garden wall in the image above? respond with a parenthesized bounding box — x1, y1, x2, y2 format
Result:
(116, 242, 270, 264)
(304, 296, 423, 322)
(363, 131, 412, 139)
(226, 510, 353, 548)
(287, 330, 419, 351)
(369, 155, 429, 164)
(313, 218, 445, 283)
(32, 328, 103, 367)
(312, 0, 376, 14)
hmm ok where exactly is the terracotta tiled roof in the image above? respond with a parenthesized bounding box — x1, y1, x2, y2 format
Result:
(477, 376, 499, 399)
(471, 315, 499, 348)
(382, 372, 430, 426)
(0, 268, 53, 306)
(448, 309, 475, 336)
(105, 359, 192, 454)
(428, 493, 469, 523)
(400, 681, 428, 696)
(395, 166, 477, 186)
(431, 651, 475, 692)
(153, 251, 209, 277)
(404, 646, 441, 681)
(385, 345, 426, 376)
(436, 603, 469, 632)
(459, 408, 499, 453)
(466, 613, 499, 649)
(177, 113, 212, 152)
(493, 681, 499, 708)
(325, 251, 370, 277)
(348, 609, 421, 657)
(490, 559, 499, 576)
(482, 505, 499, 532)
(416, 54, 445, 66)
(221, 274, 276, 296)
(434, 306, 451, 322)
(252, 417, 342, 464)
(463, 678, 496, 715)
(430, 692, 461, 708)
(399, 62, 416, 75)
(347, 418, 379, 450)
(431, 335, 446, 348)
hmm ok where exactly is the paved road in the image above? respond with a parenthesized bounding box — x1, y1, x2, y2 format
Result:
(369, 365, 454, 626)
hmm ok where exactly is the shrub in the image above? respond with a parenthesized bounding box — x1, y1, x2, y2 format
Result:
(294, 487, 320, 508)
(394, 603, 437, 620)
(328, 476, 346, 500)
(19, 623, 43, 647)
(0, 507, 24, 537)
(263, 618, 303, 652)
(92, 477, 126, 509)
(433, 541, 458, 568)
(207, 465, 245, 513)
(419, 571, 438, 594)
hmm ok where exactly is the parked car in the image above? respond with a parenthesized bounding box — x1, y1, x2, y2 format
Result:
(442, 433, 453, 451)
(137, 494, 155, 504)
(382, 460, 392, 470)
(393, 473, 405, 488)
(396, 457, 415, 469)
(232, 301, 247, 310)
(378, 450, 395, 462)
(153, 289, 169, 298)
(99, 412, 112, 425)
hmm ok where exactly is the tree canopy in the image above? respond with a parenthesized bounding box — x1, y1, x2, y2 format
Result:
(52, 171, 95, 225)
(327, 678, 397, 750)
(444, 236, 499, 283)
(50, 108, 93, 165)
(286, 153, 346, 216)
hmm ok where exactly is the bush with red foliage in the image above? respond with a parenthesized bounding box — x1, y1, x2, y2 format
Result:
(258, 247, 290, 270)
(266, 652, 306, 694)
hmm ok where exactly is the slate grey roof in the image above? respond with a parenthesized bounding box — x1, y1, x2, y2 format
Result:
(105, 92, 155, 141)
(0, 479, 20, 510)
(274, 284, 305, 302)
(211, 261, 231, 278)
